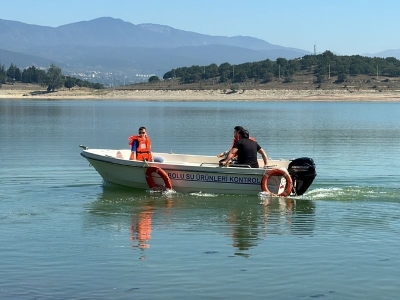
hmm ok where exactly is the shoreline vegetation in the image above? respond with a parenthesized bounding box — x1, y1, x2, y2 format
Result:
(2, 51, 400, 102)
(1, 84, 400, 101)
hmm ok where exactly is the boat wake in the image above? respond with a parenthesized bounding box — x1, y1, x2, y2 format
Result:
(147, 188, 177, 196)
(303, 186, 400, 202)
(189, 191, 219, 197)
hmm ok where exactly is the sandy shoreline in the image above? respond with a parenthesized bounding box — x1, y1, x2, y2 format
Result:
(1, 87, 400, 101)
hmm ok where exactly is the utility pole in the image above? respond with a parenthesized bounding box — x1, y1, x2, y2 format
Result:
(232, 65, 235, 80)
(376, 65, 379, 79)
(328, 64, 331, 79)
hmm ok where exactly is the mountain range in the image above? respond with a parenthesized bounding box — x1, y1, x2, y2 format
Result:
(1, 17, 399, 86)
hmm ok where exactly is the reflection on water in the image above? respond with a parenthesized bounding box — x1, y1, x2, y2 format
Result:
(87, 186, 316, 258)
(129, 196, 173, 255)
(260, 195, 316, 237)
(130, 202, 153, 250)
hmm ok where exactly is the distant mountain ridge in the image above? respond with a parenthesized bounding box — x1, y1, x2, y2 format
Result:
(0, 17, 398, 85)
(364, 49, 400, 58)
(0, 17, 290, 50)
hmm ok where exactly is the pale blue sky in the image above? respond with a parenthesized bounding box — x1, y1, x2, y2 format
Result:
(1, 0, 398, 55)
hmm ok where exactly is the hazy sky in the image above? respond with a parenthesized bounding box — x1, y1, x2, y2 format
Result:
(1, 0, 398, 55)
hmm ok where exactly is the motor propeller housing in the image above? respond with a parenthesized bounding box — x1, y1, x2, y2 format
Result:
(287, 157, 317, 196)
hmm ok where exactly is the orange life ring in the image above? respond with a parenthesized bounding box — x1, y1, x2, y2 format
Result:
(261, 168, 293, 196)
(145, 167, 172, 190)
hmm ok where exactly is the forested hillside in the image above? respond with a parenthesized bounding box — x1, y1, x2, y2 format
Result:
(127, 51, 400, 91)
(3, 51, 400, 92)
(0, 63, 104, 91)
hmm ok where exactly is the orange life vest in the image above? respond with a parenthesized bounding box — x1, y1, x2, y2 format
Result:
(128, 135, 153, 161)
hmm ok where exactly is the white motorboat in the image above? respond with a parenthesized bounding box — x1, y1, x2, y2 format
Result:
(80, 146, 316, 196)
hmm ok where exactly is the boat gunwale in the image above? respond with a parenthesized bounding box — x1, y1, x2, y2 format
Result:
(81, 152, 274, 176)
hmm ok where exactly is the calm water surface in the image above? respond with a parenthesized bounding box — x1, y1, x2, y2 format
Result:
(1, 99, 400, 299)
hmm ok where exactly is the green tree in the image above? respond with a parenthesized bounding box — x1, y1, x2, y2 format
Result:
(219, 73, 228, 83)
(284, 75, 293, 83)
(46, 64, 63, 92)
(276, 57, 288, 68)
(36, 69, 47, 86)
(6, 63, 18, 82)
(261, 72, 274, 83)
(64, 77, 75, 90)
(14, 67, 22, 81)
(335, 73, 347, 83)
(315, 73, 325, 84)
(233, 71, 247, 83)
(148, 75, 160, 83)
(218, 62, 232, 78)
(205, 63, 219, 78)
(182, 73, 200, 84)
(22, 66, 36, 83)
(0, 64, 6, 84)
(93, 83, 104, 89)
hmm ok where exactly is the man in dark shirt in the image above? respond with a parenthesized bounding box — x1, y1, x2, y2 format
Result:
(220, 128, 268, 168)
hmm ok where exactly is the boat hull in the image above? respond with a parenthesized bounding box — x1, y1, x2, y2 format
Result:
(81, 149, 313, 196)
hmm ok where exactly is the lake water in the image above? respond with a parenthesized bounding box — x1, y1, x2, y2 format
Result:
(1, 99, 400, 299)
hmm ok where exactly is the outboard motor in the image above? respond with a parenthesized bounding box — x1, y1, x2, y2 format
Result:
(287, 157, 317, 196)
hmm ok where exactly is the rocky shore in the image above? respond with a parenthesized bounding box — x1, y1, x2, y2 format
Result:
(1, 87, 400, 101)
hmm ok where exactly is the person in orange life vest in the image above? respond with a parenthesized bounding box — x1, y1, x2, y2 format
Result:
(129, 127, 153, 161)
(218, 126, 256, 165)
(220, 128, 268, 168)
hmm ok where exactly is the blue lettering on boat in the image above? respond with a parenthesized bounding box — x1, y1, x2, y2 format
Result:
(167, 172, 259, 184)
(186, 174, 195, 180)
(167, 172, 184, 180)
(196, 174, 218, 182)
